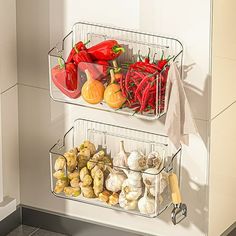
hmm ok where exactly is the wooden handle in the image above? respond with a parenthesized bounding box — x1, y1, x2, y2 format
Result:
(168, 173, 182, 204)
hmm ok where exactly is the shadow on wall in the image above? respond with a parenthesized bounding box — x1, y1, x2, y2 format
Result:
(47, 5, 209, 235)
(158, 167, 208, 235)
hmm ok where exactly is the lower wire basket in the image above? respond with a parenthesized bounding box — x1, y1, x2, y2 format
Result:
(49, 119, 181, 218)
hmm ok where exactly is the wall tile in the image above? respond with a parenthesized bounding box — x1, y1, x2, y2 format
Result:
(1, 86, 20, 204)
(0, 0, 17, 93)
(209, 102, 236, 236)
(213, 0, 236, 60)
(19, 84, 208, 236)
(16, 0, 50, 89)
(211, 57, 236, 118)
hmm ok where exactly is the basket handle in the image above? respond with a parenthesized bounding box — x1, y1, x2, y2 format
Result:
(168, 173, 181, 204)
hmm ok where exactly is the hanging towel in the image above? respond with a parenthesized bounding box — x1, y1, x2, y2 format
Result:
(164, 63, 197, 148)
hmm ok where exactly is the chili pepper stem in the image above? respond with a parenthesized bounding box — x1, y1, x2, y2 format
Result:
(147, 48, 151, 60)
(138, 50, 143, 62)
(167, 55, 175, 62)
(161, 50, 164, 60)
(58, 57, 65, 69)
(153, 53, 157, 63)
(84, 39, 91, 46)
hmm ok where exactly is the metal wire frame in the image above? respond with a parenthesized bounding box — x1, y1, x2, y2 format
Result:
(48, 22, 184, 120)
(49, 118, 182, 219)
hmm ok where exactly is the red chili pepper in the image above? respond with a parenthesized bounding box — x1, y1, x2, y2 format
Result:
(157, 59, 168, 71)
(87, 40, 125, 61)
(73, 49, 93, 64)
(144, 48, 151, 63)
(134, 74, 152, 100)
(66, 40, 90, 63)
(119, 74, 126, 97)
(156, 56, 174, 71)
(140, 84, 151, 112)
(51, 58, 80, 99)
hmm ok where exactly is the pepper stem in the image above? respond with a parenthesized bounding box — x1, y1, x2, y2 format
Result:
(110, 69, 116, 83)
(167, 55, 175, 62)
(113, 46, 125, 54)
(84, 39, 91, 46)
(138, 50, 143, 62)
(161, 50, 164, 60)
(153, 53, 157, 63)
(147, 48, 151, 60)
(74, 45, 79, 53)
(58, 57, 65, 69)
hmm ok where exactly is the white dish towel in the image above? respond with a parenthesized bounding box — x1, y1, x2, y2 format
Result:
(165, 63, 197, 148)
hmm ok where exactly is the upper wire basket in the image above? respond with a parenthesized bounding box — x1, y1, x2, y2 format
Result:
(48, 22, 183, 120)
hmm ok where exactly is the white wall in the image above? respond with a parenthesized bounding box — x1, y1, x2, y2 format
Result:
(0, 0, 19, 219)
(17, 0, 211, 235)
(208, 0, 236, 235)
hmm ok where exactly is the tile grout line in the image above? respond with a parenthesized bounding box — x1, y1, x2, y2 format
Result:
(0, 83, 18, 95)
(29, 227, 40, 236)
(18, 82, 49, 91)
(211, 100, 236, 121)
(3, 82, 236, 123)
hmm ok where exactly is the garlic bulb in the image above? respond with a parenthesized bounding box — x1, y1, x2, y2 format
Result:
(119, 191, 137, 210)
(142, 168, 168, 196)
(138, 188, 155, 215)
(149, 172, 168, 196)
(142, 168, 159, 187)
(147, 151, 163, 170)
(122, 179, 142, 201)
(123, 171, 142, 187)
(105, 166, 127, 192)
(127, 151, 147, 171)
(113, 141, 128, 168)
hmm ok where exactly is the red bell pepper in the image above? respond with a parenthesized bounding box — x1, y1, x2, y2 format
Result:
(66, 40, 90, 63)
(51, 58, 80, 99)
(87, 40, 125, 61)
(72, 50, 102, 80)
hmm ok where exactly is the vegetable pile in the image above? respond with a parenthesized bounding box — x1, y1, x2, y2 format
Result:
(117, 50, 172, 114)
(52, 139, 169, 214)
(51, 39, 173, 115)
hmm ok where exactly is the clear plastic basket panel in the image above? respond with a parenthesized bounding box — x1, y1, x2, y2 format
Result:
(49, 119, 181, 218)
(48, 22, 183, 120)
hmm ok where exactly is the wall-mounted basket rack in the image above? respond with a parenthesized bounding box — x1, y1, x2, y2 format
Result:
(49, 119, 185, 223)
(48, 22, 183, 120)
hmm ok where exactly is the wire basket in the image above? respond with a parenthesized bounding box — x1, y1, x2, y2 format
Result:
(48, 22, 183, 120)
(49, 119, 182, 218)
